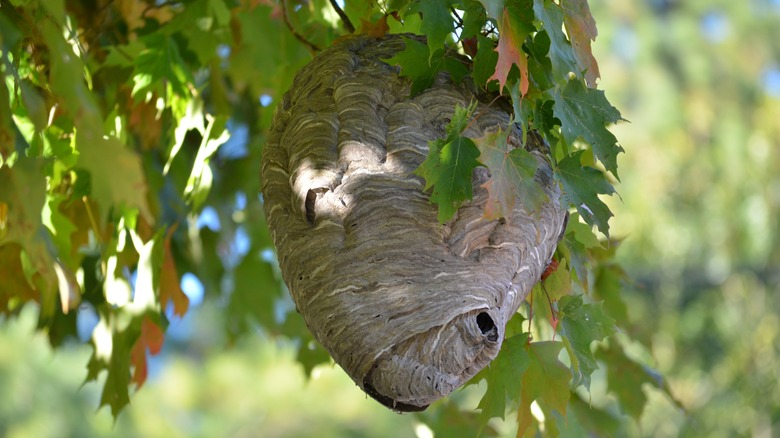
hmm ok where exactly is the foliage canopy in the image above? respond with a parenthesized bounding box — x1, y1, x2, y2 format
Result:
(0, 0, 676, 435)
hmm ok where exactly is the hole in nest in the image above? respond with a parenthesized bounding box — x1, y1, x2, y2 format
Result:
(476, 312, 498, 342)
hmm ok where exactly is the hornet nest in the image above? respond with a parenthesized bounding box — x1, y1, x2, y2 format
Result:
(260, 34, 567, 411)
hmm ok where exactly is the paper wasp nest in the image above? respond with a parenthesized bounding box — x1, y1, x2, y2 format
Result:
(260, 34, 567, 411)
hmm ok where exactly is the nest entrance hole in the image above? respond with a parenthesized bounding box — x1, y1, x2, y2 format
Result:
(476, 312, 498, 342)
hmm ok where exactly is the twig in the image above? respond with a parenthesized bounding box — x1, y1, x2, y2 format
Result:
(281, 0, 320, 53)
(329, 0, 355, 33)
(450, 7, 463, 29)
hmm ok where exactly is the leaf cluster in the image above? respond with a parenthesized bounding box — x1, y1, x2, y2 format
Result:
(0, 0, 668, 436)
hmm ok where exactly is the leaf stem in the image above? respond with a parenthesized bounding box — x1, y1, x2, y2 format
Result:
(82, 196, 103, 246)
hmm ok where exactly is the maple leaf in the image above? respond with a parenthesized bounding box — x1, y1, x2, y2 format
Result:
(130, 316, 165, 389)
(489, 4, 534, 94)
(415, 103, 481, 223)
(557, 151, 616, 236)
(0, 243, 38, 315)
(558, 295, 616, 389)
(593, 263, 630, 330)
(517, 341, 572, 436)
(131, 34, 191, 98)
(477, 333, 530, 420)
(474, 126, 546, 220)
(552, 78, 623, 176)
(561, 0, 600, 87)
(409, 0, 455, 61)
(77, 132, 153, 224)
(472, 35, 499, 88)
(229, 248, 283, 332)
(384, 37, 469, 96)
(0, 158, 57, 315)
(417, 135, 481, 223)
(533, 0, 580, 84)
(595, 341, 675, 420)
(159, 224, 189, 317)
(358, 15, 390, 38)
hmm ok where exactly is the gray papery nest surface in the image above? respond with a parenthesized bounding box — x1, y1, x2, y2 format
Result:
(260, 34, 568, 412)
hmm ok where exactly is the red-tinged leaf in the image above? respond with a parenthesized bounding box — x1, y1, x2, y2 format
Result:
(130, 316, 165, 389)
(462, 36, 478, 57)
(542, 257, 571, 300)
(160, 224, 189, 317)
(358, 15, 390, 38)
(490, 8, 530, 94)
(475, 126, 546, 220)
(561, 0, 600, 87)
(517, 341, 571, 436)
(541, 258, 559, 281)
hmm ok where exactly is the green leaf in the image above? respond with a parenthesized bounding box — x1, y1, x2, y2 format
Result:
(415, 124, 481, 223)
(100, 330, 132, 419)
(296, 337, 332, 377)
(41, 194, 76, 266)
(567, 392, 621, 437)
(477, 0, 506, 22)
(418, 401, 499, 437)
(532, 0, 580, 83)
(558, 295, 616, 389)
(517, 341, 572, 436)
(561, 212, 599, 287)
(184, 115, 230, 210)
(228, 248, 283, 336)
(475, 126, 546, 219)
(0, 157, 57, 311)
(461, 0, 487, 39)
(595, 340, 656, 420)
(472, 35, 499, 87)
(551, 79, 623, 175)
(383, 37, 469, 96)
(132, 34, 192, 99)
(409, 0, 455, 60)
(557, 151, 615, 236)
(76, 133, 152, 224)
(593, 264, 629, 328)
(477, 333, 531, 420)
(0, 243, 38, 315)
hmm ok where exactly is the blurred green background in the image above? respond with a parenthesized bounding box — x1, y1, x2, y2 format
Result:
(1, 1, 779, 437)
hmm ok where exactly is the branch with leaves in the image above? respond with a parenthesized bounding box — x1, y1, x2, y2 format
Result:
(0, 0, 678, 435)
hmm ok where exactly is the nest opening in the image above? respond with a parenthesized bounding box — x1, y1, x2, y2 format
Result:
(477, 312, 499, 342)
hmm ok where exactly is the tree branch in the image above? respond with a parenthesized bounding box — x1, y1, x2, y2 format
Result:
(329, 0, 355, 33)
(281, 0, 320, 54)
